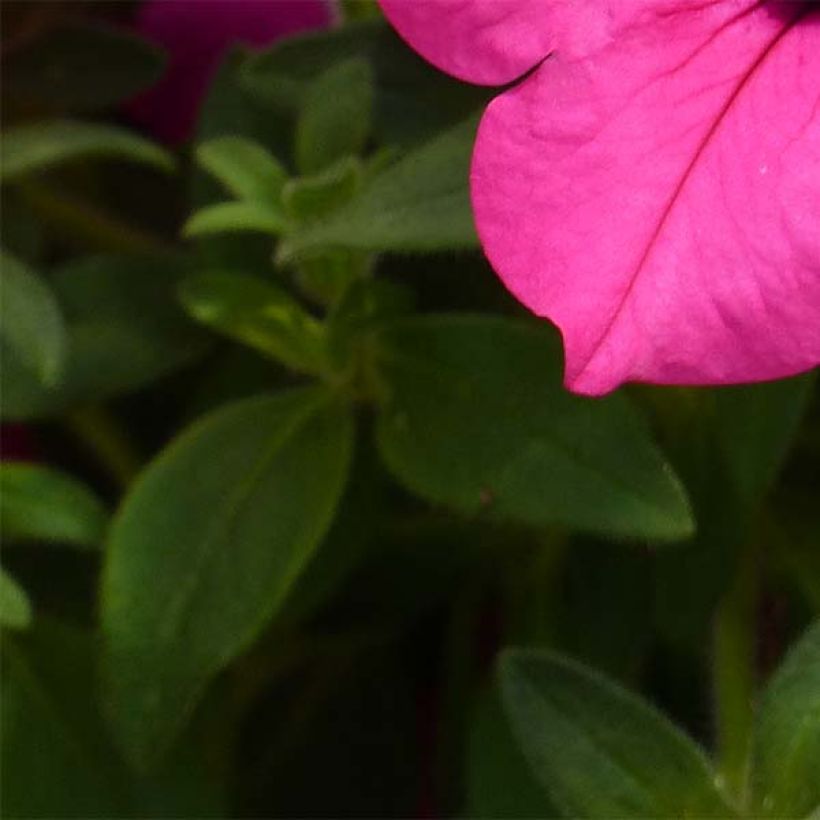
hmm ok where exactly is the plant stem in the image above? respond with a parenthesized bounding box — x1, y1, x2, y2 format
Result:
(502, 533, 567, 646)
(19, 182, 171, 256)
(434, 580, 484, 814)
(66, 405, 142, 489)
(714, 548, 758, 805)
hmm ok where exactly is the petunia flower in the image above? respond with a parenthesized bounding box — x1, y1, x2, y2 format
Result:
(128, 0, 335, 145)
(378, 0, 819, 395)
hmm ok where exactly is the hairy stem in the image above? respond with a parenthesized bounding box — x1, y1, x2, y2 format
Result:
(66, 405, 142, 489)
(19, 182, 170, 256)
(714, 548, 758, 805)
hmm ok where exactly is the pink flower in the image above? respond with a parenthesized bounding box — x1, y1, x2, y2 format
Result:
(128, 0, 335, 144)
(378, 0, 820, 395)
(1, 425, 36, 461)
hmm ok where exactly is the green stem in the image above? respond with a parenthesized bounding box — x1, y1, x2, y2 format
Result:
(502, 533, 567, 646)
(66, 405, 142, 489)
(19, 182, 171, 256)
(435, 580, 485, 813)
(714, 549, 758, 805)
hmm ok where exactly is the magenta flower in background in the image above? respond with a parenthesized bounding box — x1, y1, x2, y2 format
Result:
(379, 1, 819, 395)
(128, 0, 335, 144)
(0, 425, 36, 461)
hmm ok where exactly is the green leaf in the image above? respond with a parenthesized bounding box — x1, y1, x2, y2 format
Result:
(281, 157, 363, 227)
(0, 120, 174, 183)
(466, 684, 560, 818)
(327, 277, 415, 365)
(330, 277, 415, 333)
(752, 620, 820, 818)
(195, 48, 278, 149)
(3, 21, 165, 111)
(2, 618, 225, 818)
(2, 633, 121, 816)
(102, 387, 353, 767)
(295, 57, 374, 174)
(274, 440, 385, 628)
(281, 117, 478, 256)
(189, 50, 292, 276)
(373, 316, 693, 540)
(241, 19, 489, 147)
(195, 136, 288, 204)
(2, 254, 206, 421)
(292, 250, 373, 308)
(0, 463, 107, 548)
(0, 249, 66, 386)
(183, 201, 286, 238)
(1, 569, 32, 630)
(499, 650, 734, 818)
(339, 0, 383, 20)
(178, 272, 327, 375)
(714, 374, 816, 509)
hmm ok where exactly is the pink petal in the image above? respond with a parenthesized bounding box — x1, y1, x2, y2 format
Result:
(128, 0, 334, 144)
(378, 0, 553, 85)
(378, 0, 651, 86)
(472, 2, 820, 394)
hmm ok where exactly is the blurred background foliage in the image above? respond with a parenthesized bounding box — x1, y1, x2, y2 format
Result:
(1, 1, 818, 817)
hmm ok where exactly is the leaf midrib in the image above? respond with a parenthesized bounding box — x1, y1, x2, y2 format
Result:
(154, 390, 328, 650)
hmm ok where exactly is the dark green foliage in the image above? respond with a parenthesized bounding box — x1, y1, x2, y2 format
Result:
(101, 389, 353, 767)
(0, 120, 174, 182)
(1, 8, 817, 818)
(373, 316, 693, 539)
(2, 255, 206, 420)
(3, 21, 166, 111)
(752, 621, 820, 817)
(500, 651, 735, 818)
(0, 462, 107, 548)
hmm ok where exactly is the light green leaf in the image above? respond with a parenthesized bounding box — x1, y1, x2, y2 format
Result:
(373, 316, 693, 541)
(0, 249, 66, 385)
(179, 272, 327, 375)
(0, 463, 107, 548)
(195, 136, 288, 204)
(281, 117, 477, 256)
(1, 569, 32, 630)
(1, 120, 174, 183)
(281, 157, 363, 228)
(752, 620, 820, 818)
(295, 57, 374, 174)
(500, 650, 734, 818)
(188, 50, 292, 276)
(183, 202, 286, 238)
(4, 21, 165, 111)
(102, 387, 353, 767)
(292, 249, 373, 308)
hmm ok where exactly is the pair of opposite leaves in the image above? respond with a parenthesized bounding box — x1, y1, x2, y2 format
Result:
(379, 0, 819, 395)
